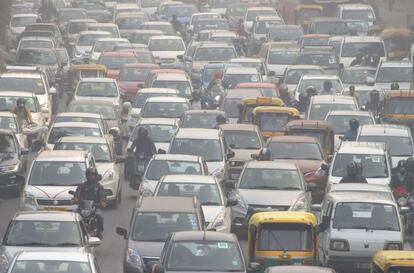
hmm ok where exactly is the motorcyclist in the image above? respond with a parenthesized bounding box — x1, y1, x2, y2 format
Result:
(320, 80, 335, 95)
(391, 159, 413, 194)
(73, 167, 106, 239)
(171, 15, 183, 34)
(13, 98, 33, 125)
(340, 161, 368, 183)
(342, 118, 359, 141)
(365, 89, 382, 113)
(128, 127, 157, 158)
(213, 114, 227, 128)
(391, 81, 400, 90)
(236, 20, 249, 39)
(350, 53, 364, 66)
(298, 86, 316, 112)
(206, 70, 223, 93)
(200, 88, 215, 109)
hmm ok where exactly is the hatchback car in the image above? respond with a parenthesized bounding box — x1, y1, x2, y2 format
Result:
(74, 78, 120, 110)
(140, 97, 190, 119)
(148, 35, 186, 68)
(180, 110, 226, 129)
(306, 95, 358, 121)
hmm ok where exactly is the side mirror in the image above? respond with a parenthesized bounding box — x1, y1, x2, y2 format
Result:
(248, 262, 261, 272)
(226, 150, 235, 160)
(115, 155, 125, 163)
(306, 182, 317, 192)
(311, 204, 321, 212)
(177, 55, 183, 61)
(68, 190, 75, 195)
(360, 104, 367, 111)
(20, 148, 29, 155)
(158, 148, 166, 154)
(226, 199, 238, 207)
(317, 215, 330, 233)
(49, 87, 57, 95)
(116, 227, 128, 239)
(88, 236, 101, 247)
(321, 163, 330, 172)
(400, 206, 410, 214)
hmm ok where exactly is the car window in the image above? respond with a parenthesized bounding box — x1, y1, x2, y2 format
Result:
(170, 139, 223, 162)
(29, 161, 86, 186)
(145, 160, 202, 180)
(11, 261, 92, 273)
(48, 127, 102, 144)
(268, 141, 323, 160)
(239, 168, 302, 190)
(76, 82, 118, 98)
(157, 183, 222, 205)
(332, 153, 388, 178)
(223, 130, 261, 149)
(0, 78, 46, 94)
(142, 101, 189, 118)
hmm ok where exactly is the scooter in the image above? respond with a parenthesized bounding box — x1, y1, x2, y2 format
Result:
(128, 151, 149, 190)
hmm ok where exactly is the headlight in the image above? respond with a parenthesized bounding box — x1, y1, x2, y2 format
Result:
(126, 248, 142, 266)
(2, 164, 19, 173)
(102, 170, 114, 182)
(23, 191, 37, 207)
(0, 254, 9, 273)
(330, 239, 350, 251)
(290, 196, 306, 211)
(384, 242, 403, 250)
(212, 212, 225, 228)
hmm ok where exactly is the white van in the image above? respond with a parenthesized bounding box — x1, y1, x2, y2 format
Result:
(339, 36, 386, 68)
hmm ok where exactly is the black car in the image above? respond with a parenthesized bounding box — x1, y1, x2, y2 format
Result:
(0, 129, 28, 196)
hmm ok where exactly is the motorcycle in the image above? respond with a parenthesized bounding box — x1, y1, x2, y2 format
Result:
(68, 191, 100, 237)
(233, 37, 249, 57)
(395, 186, 414, 235)
(128, 151, 149, 190)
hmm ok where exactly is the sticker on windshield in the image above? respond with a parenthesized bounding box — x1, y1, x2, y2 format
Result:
(217, 242, 228, 249)
(329, 58, 336, 64)
(370, 156, 381, 163)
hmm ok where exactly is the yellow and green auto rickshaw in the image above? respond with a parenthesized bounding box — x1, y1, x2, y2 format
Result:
(238, 97, 284, 124)
(248, 211, 318, 272)
(295, 5, 323, 32)
(381, 28, 413, 60)
(371, 251, 414, 273)
(252, 106, 300, 138)
(381, 90, 414, 133)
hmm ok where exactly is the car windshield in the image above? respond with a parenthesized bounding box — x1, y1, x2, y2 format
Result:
(132, 212, 199, 241)
(6, 220, 82, 246)
(76, 82, 118, 97)
(0, 117, 18, 133)
(297, 79, 343, 94)
(358, 135, 413, 157)
(141, 0, 161, 8)
(11, 16, 38, 27)
(228, 6, 247, 16)
(48, 127, 102, 144)
(376, 67, 412, 83)
(0, 78, 45, 94)
(132, 33, 158, 44)
(59, 10, 86, 22)
(258, 223, 312, 251)
(285, 69, 324, 85)
(298, 9, 320, 20)
(141, 24, 174, 35)
(11, 261, 91, 273)
(17, 50, 57, 65)
(222, 98, 241, 118)
(332, 153, 388, 178)
(309, 103, 357, 120)
(68, 104, 117, 119)
(167, 6, 196, 17)
(78, 33, 110, 46)
(145, 160, 202, 180)
(297, 53, 338, 68)
(93, 41, 128, 53)
(223, 73, 260, 88)
(210, 0, 229, 8)
(99, 56, 138, 69)
(170, 139, 223, 162)
(117, 17, 146, 29)
(315, 21, 349, 35)
(342, 69, 375, 84)
(194, 48, 235, 61)
(257, 112, 291, 132)
(301, 37, 329, 46)
(268, 28, 303, 41)
(268, 142, 323, 160)
(133, 92, 175, 108)
(132, 124, 177, 142)
(239, 168, 302, 190)
(88, 26, 118, 37)
(79, 2, 105, 10)
(246, 10, 277, 21)
(342, 9, 375, 21)
(333, 202, 399, 231)
(341, 42, 385, 57)
(152, 81, 192, 97)
(167, 241, 244, 272)
(326, 115, 374, 134)
(0, 96, 38, 111)
(149, 39, 184, 51)
(267, 50, 299, 65)
(29, 161, 86, 186)
(387, 98, 414, 115)
(68, 22, 89, 34)
(158, 183, 222, 204)
(54, 143, 112, 162)
(255, 20, 282, 34)
(142, 101, 189, 118)
(223, 130, 261, 149)
(181, 114, 219, 129)
(0, 134, 16, 153)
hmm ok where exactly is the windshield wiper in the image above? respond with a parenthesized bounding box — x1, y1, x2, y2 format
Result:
(53, 242, 80, 246)
(249, 185, 281, 190)
(201, 202, 220, 206)
(12, 242, 51, 246)
(281, 187, 302, 190)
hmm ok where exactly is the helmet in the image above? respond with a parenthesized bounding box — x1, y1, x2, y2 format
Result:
(349, 118, 359, 131)
(17, 98, 25, 108)
(398, 159, 407, 174)
(346, 161, 358, 176)
(86, 167, 98, 182)
(138, 127, 148, 138)
(391, 82, 399, 90)
(214, 70, 223, 79)
(349, 85, 355, 92)
(370, 89, 380, 101)
(216, 114, 226, 125)
(323, 80, 332, 90)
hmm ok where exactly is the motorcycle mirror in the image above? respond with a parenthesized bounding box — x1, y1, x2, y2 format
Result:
(88, 236, 101, 247)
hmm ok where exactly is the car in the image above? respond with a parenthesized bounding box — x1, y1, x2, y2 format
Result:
(73, 31, 112, 63)
(220, 124, 264, 182)
(22, 150, 97, 211)
(265, 135, 327, 203)
(251, 15, 284, 51)
(340, 66, 376, 89)
(192, 18, 230, 37)
(45, 122, 103, 150)
(356, 124, 414, 167)
(53, 112, 109, 135)
(154, 175, 236, 233)
(267, 25, 304, 43)
(336, 4, 376, 26)
(244, 7, 278, 31)
(229, 58, 268, 80)
(265, 44, 300, 79)
(74, 78, 121, 110)
(299, 34, 331, 47)
(307, 95, 358, 121)
(17, 37, 56, 51)
(158, 1, 183, 20)
(375, 60, 412, 91)
(117, 197, 204, 273)
(24, 23, 63, 45)
(282, 65, 325, 93)
(0, 129, 28, 196)
(140, 97, 190, 119)
(148, 35, 186, 68)
(137, 0, 160, 15)
(169, 128, 234, 182)
(8, 13, 40, 48)
(294, 74, 344, 101)
(314, 190, 404, 271)
(325, 110, 375, 148)
(65, 19, 98, 47)
(223, 67, 262, 89)
(219, 88, 264, 123)
(57, 8, 88, 31)
(0, 211, 101, 271)
(180, 110, 226, 129)
(225, 3, 255, 30)
(208, 30, 237, 44)
(90, 37, 130, 63)
(116, 12, 148, 40)
(140, 21, 175, 35)
(97, 51, 139, 79)
(188, 12, 221, 32)
(308, 18, 351, 36)
(155, 231, 250, 273)
(229, 161, 313, 233)
(149, 73, 194, 100)
(339, 36, 386, 68)
(325, 141, 392, 187)
(53, 136, 124, 208)
(297, 47, 340, 76)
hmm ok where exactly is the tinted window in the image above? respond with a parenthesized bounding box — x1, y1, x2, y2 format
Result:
(29, 161, 86, 186)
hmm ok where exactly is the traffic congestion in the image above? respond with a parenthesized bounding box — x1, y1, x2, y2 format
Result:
(0, 0, 414, 273)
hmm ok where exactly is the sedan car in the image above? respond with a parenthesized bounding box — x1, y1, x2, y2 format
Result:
(140, 97, 190, 119)
(74, 77, 121, 110)
(180, 110, 226, 129)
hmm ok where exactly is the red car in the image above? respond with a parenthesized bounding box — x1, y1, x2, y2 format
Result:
(117, 63, 160, 102)
(97, 51, 139, 79)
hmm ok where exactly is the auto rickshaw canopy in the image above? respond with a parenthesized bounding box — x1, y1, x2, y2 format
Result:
(372, 251, 414, 272)
(249, 211, 318, 227)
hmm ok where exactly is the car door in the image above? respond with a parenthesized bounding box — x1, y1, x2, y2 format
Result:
(318, 199, 333, 266)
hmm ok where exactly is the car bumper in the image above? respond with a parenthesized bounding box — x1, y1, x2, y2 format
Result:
(327, 256, 372, 272)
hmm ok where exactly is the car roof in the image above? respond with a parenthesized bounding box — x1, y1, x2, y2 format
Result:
(0, 91, 36, 97)
(359, 124, 410, 137)
(152, 154, 201, 161)
(156, 73, 188, 81)
(339, 3, 373, 10)
(56, 112, 102, 118)
(197, 42, 233, 49)
(51, 122, 100, 128)
(343, 66, 376, 71)
(56, 136, 108, 144)
(311, 17, 346, 23)
(379, 61, 412, 68)
(1, 72, 41, 79)
(78, 30, 111, 35)
(224, 88, 262, 98)
(245, 160, 298, 170)
(12, 13, 38, 17)
(145, 96, 187, 103)
(326, 110, 372, 117)
(137, 118, 178, 126)
(301, 74, 340, 80)
(161, 174, 216, 184)
(0, 129, 14, 135)
(328, 191, 396, 205)
(138, 88, 178, 94)
(149, 35, 183, 40)
(16, 251, 90, 262)
(174, 128, 221, 139)
(137, 196, 198, 212)
(268, 266, 333, 273)
(225, 66, 259, 74)
(330, 183, 392, 194)
(70, 99, 115, 106)
(219, 123, 259, 131)
(287, 65, 323, 70)
(268, 135, 319, 143)
(311, 95, 355, 104)
(338, 141, 387, 154)
(247, 7, 276, 11)
(183, 109, 225, 115)
(172, 231, 237, 242)
(343, 36, 382, 43)
(36, 150, 88, 161)
(79, 77, 116, 83)
(100, 51, 136, 57)
(14, 211, 80, 222)
(0, 112, 15, 117)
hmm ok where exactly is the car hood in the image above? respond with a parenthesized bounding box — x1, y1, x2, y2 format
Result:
(238, 189, 302, 207)
(74, 96, 119, 107)
(152, 51, 184, 59)
(1, 246, 85, 262)
(96, 162, 115, 176)
(202, 205, 225, 224)
(118, 81, 142, 93)
(0, 152, 18, 167)
(26, 185, 78, 199)
(233, 149, 259, 161)
(128, 240, 164, 258)
(154, 142, 170, 152)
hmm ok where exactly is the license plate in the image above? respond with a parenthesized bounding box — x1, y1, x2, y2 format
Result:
(46, 206, 68, 211)
(354, 263, 370, 269)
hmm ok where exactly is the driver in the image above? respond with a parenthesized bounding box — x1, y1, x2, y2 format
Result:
(128, 127, 157, 158)
(342, 118, 359, 141)
(340, 161, 367, 183)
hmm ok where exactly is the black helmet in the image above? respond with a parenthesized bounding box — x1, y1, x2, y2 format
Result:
(216, 114, 226, 125)
(349, 85, 355, 92)
(86, 167, 98, 182)
(346, 161, 358, 176)
(259, 148, 271, 161)
(398, 159, 407, 174)
(390, 82, 399, 90)
(17, 98, 25, 108)
(138, 127, 148, 138)
(323, 80, 332, 90)
(349, 118, 359, 131)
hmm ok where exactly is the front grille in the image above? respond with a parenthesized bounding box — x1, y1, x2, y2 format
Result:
(37, 199, 72, 206)
(142, 257, 159, 266)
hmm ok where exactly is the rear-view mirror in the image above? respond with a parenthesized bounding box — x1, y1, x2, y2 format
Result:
(88, 236, 101, 247)
(116, 227, 127, 239)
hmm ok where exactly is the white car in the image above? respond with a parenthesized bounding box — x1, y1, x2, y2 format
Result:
(375, 60, 412, 91)
(356, 124, 414, 167)
(73, 31, 112, 63)
(8, 13, 40, 48)
(154, 174, 233, 232)
(243, 7, 278, 31)
(265, 44, 300, 79)
(74, 77, 121, 110)
(294, 74, 344, 101)
(148, 35, 186, 68)
(22, 150, 96, 211)
(54, 136, 124, 208)
(90, 37, 130, 63)
(222, 66, 262, 89)
(336, 4, 376, 26)
(339, 36, 386, 68)
(282, 65, 325, 93)
(306, 95, 358, 121)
